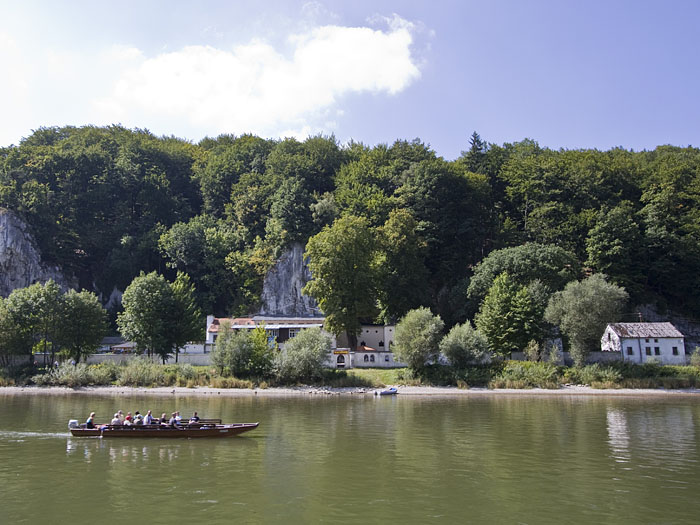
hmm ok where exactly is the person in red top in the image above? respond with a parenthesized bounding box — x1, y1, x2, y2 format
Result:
(124, 412, 133, 426)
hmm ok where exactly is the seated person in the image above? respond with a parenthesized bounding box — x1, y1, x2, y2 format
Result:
(160, 413, 169, 426)
(189, 412, 200, 423)
(110, 413, 122, 426)
(124, 412, 133, 426)
(168, 412, 179, 427)
(85, 412, 96, 429)
(134, 412, 144, 425)
(143, 410, 154, 425)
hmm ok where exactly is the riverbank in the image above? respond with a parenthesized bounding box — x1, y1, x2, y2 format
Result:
(2, 384, 700, 397)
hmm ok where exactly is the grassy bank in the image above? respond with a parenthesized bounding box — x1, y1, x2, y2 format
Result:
(3, 359, 700, 390)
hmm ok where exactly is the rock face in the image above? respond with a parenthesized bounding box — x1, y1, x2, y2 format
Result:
(0, 208, 75, 297)
(258, 242, 321, 317)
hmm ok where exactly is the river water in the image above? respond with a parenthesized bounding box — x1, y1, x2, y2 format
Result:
(1, 392, 699, 524)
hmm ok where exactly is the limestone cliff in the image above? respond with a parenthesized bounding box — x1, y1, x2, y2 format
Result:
(0, 208, 75, 297)
(258, 242, 321, 317)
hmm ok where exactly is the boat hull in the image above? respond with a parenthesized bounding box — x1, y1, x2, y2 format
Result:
(69, 423, 259, 438)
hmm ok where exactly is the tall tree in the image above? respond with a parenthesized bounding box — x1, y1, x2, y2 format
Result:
(57, 290, 108, 363)
(544, 274, 628, 366)
(393, 307, 444, 375)
(304, 215, 377, 351)
(168, 272, 203, 363)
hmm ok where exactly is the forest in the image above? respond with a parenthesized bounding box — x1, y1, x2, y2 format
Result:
(1, 125, 699, 337)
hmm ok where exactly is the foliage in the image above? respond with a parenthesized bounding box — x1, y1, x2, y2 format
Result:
(489, 361, 560, 389)
(275, 327, 331, 383)
(439, 321, 489, 368)
(393, 307, 445, 374)
(562, 364, 622, 386)
(116, 357, 166, 386)
(475, 273, 547, 358)
(56, 290, 108, 363)
(544, 274, 628, 366)
(211, 324, 274, 378)
(690, 347, 700, 367)
(304, 216, 377, 350)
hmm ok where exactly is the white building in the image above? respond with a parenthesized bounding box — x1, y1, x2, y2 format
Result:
(601, 322, 686, 364)
(205, 315, 330, 351)
(332, 324, 403, 369)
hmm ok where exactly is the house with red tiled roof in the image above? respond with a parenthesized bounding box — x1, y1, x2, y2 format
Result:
(205, 315, 330, 350)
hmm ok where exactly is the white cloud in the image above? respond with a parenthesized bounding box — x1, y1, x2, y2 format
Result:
(94, 17, 421, 138)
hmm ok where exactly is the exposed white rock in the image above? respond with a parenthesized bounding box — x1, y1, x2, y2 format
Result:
(258, 242, 321, 317)
(0, 208, 75, 296)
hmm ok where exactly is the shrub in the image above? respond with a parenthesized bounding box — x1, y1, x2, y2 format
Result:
(275, 327, 331, 384)
(439, 322, 489, 368)
(563, 364, 622, 386)
(394, 308, 444, 374)
(209, 376, 254, 389)
(489, 361, 560, 389)
(691, 347, 700, 367)
(117, 357, 165, 386)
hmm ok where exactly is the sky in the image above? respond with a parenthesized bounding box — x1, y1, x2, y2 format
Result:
(1, 0, 699, 159)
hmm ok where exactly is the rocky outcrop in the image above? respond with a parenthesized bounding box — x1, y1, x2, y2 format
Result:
(0, 208, 75, 297)
(258, 242, 321, 317)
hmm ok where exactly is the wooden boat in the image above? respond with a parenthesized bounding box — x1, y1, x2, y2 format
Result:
(68, 419, 259, 438)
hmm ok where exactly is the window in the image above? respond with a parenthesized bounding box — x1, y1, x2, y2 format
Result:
(654, 347, 660, 356)
(378, 340, 384, 347)
(646, 347, 651, 356)
(627, 347, 633, 355)
(385, 356, 389, 362)
(363, 355, 369, 362)
(370, 355, 375, 362)
(672, 347, 679, 355)
(288, 328, 299, 339)
(645, 338, 649, 343)
(654, 339, 658, 343)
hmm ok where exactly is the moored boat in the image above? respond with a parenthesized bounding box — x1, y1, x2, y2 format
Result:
(378, 387, 398, 396)
(68, 419, 259, 438)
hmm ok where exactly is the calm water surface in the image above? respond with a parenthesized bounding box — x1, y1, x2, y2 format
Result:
(1, 392, 699, 524)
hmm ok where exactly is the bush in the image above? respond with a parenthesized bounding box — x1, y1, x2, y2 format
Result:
(690, 347, 700, 367)
(117, 357, 165, 386)
(275, 327, 331, 384)
(439, 322, 489, 368)
(489, 361, 561, 389)
(209, 376, 254, 389)
(563, 364, 622, 386)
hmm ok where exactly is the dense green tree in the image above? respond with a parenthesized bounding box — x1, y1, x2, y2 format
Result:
(474, 273, 546, 359)
(211, 324, 274, 378)
(393, 307, 444, 374)
(56, 290, 108, 363)
(169, 273, 203, 363)
(268, 177, 314, 243)
(0, 297, 34, 367)
(304, 216, 378, 351)
(375, 209, 429, 323)
(586, 202, 645, 299)
(117, 272, 175, 362)
(467, 243, 580, 308)
(275, 327, 331, 383)
(544, 274, 628, 366)
(439, 321, 489, 368)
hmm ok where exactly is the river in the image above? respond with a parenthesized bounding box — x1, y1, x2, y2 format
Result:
(1, 392, 699, 524)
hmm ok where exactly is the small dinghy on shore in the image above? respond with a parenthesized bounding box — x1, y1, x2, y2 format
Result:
(68, 419, 259, 438)
(377, 387, 398, 396)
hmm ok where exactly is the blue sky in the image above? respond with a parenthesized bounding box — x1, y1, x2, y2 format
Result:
(1, 0, 698, 159)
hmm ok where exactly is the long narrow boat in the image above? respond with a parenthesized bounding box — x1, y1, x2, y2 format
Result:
(68, 420, 259, 438)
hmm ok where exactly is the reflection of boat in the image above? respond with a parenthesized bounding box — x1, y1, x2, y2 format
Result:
(378, 387, 398, 396)
(68, 419, 259, 438)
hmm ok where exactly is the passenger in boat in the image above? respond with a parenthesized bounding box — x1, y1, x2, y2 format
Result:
(160, 413, 169, 426)
(175, 411, 182, 423)
(143, 410, 154, 425)
(169, 412, 179, 427)
(124, 412, 133, 426)
(110, 413, 122, 426)
(85, 412, 96, 429)
(189, 412, 200, 423)
(134, 412, 144, 425)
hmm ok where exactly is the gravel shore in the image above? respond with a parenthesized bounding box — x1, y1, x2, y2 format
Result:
(2, 385, 700, 397)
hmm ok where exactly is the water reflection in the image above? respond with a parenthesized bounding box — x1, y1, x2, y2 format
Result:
(606, 407, 630, 462)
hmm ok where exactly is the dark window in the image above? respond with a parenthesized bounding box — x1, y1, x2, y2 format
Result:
(627, 347, 633, 355)
(654, 347, 660, 355)
(363, 355, 369, 362)
(672, 347, 679, 355)
(654, 338, 658, 343)
(378, 340, 384, 347)
(385, 356, 389, 362)
(645, 338, 649, 343)
(370, 355, 375, 362)
(646, 347, 651, 356)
